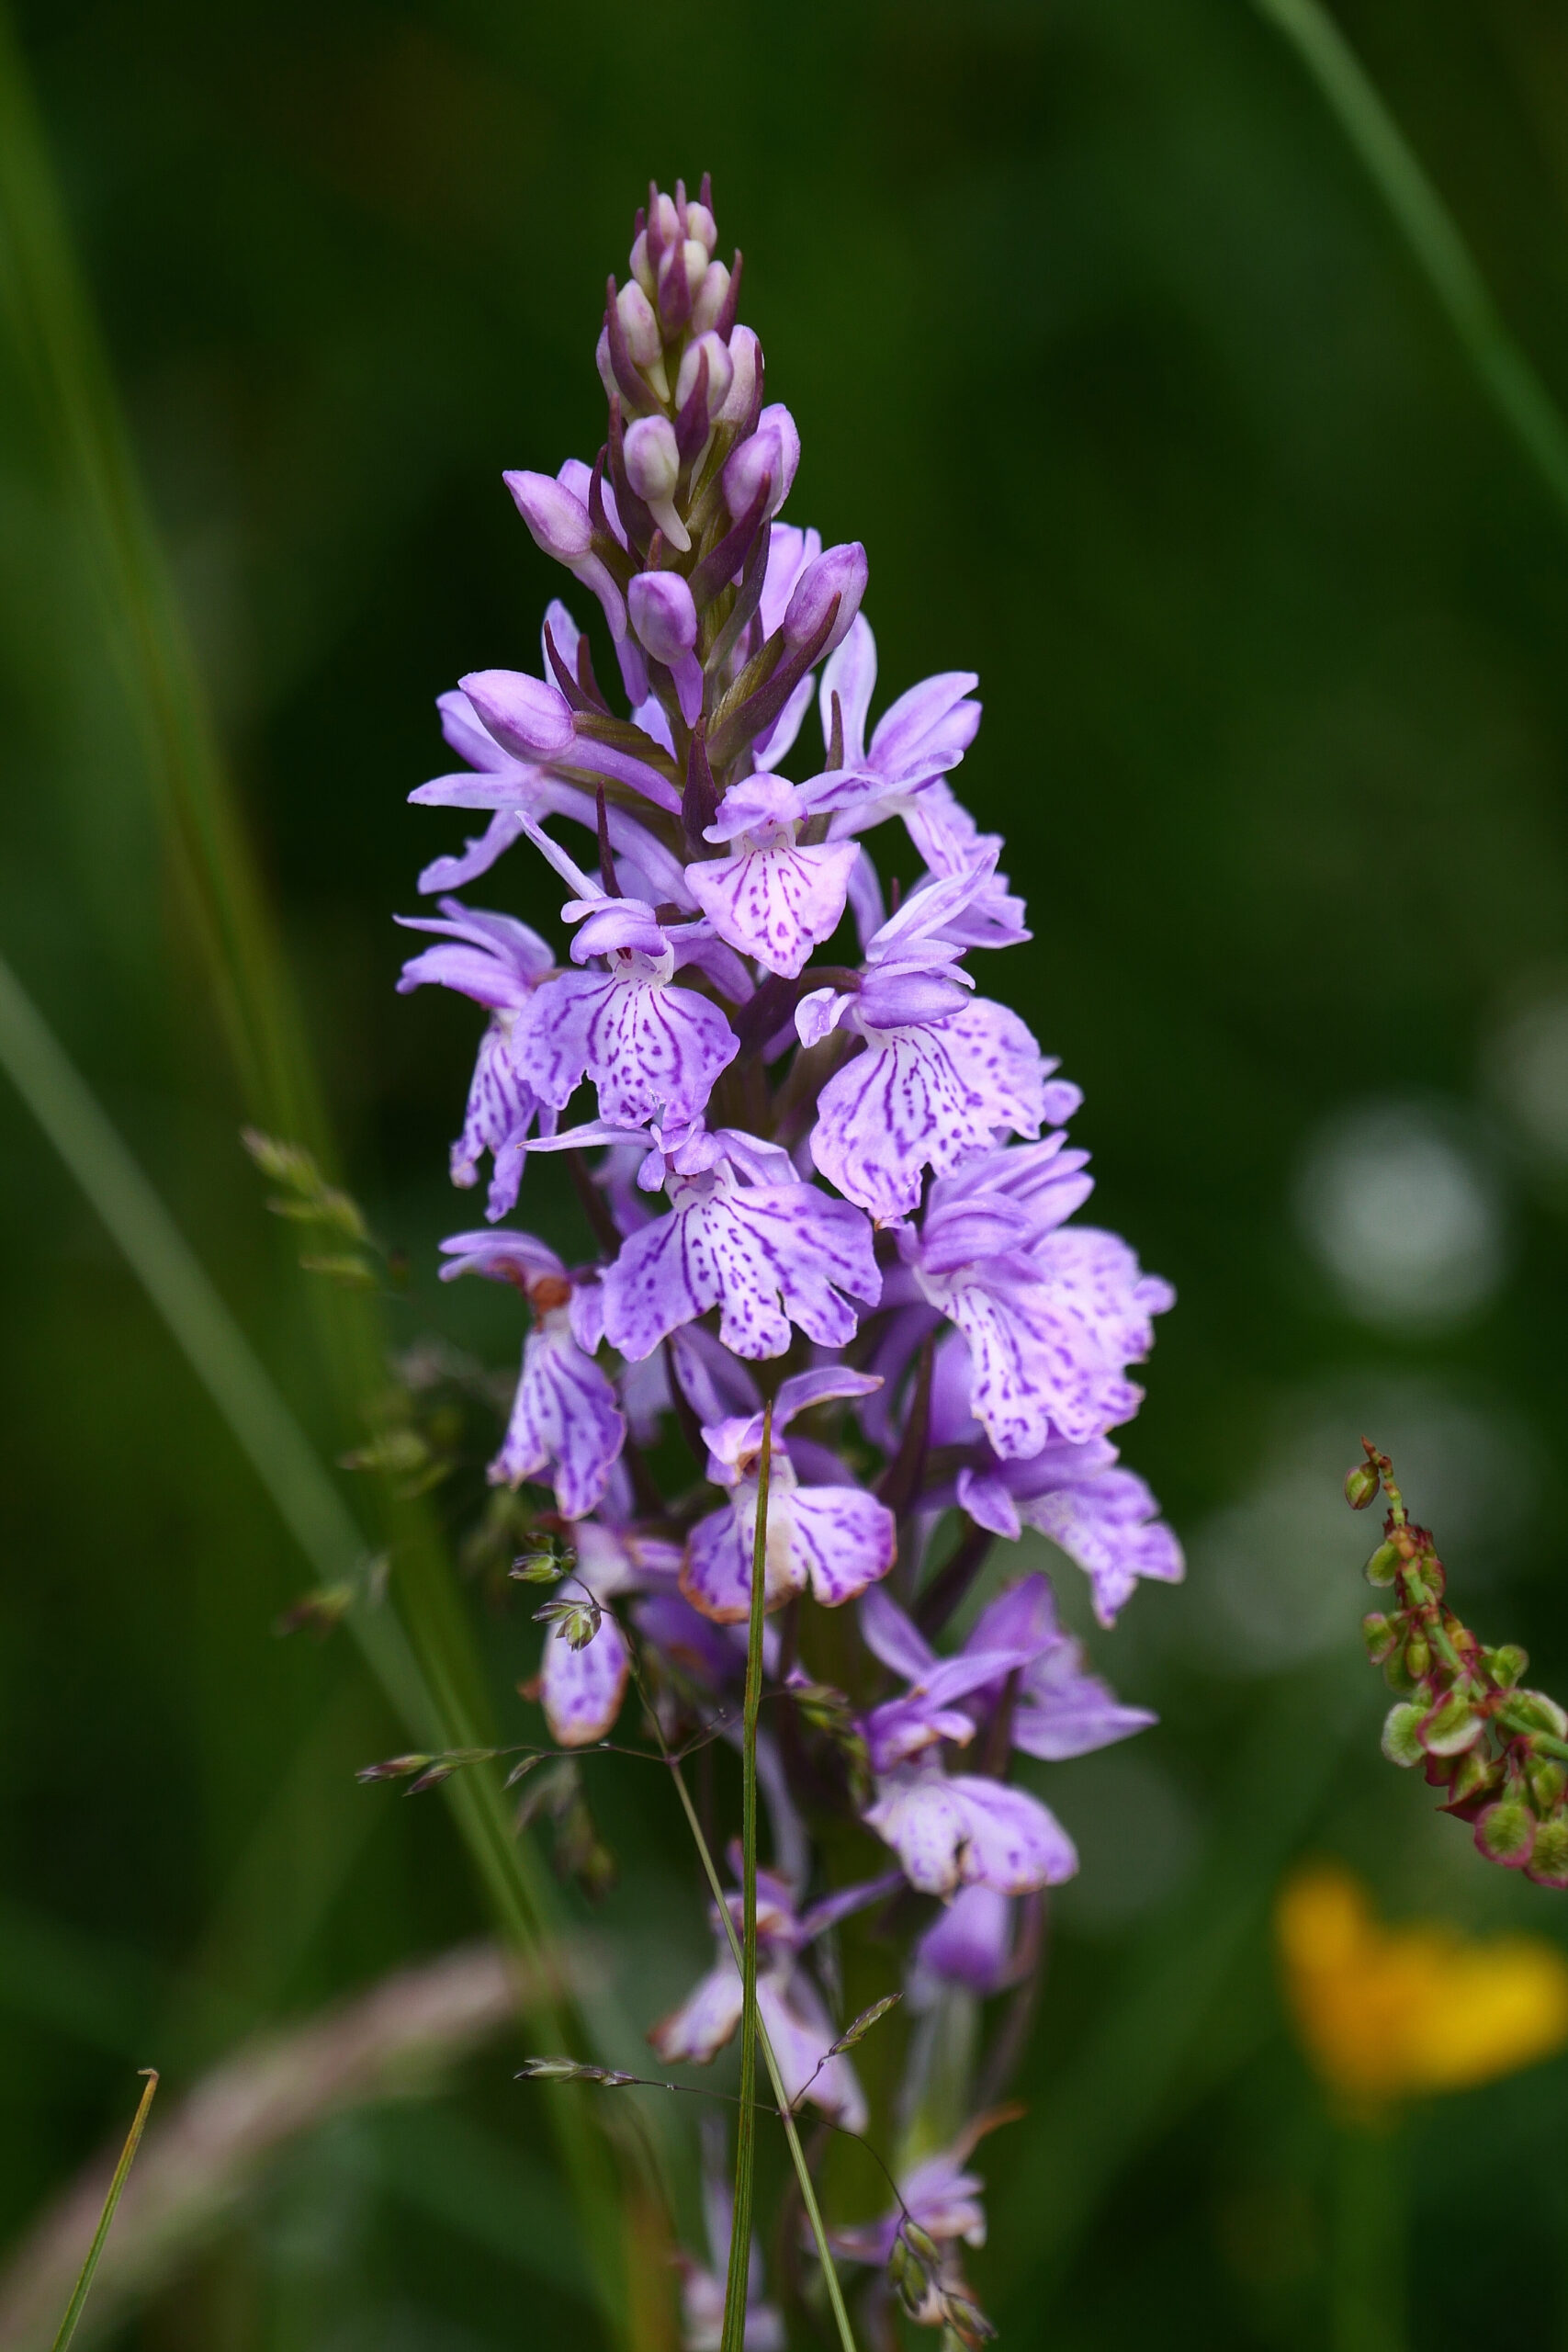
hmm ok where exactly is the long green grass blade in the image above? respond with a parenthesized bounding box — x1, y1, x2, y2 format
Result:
(1249, 0, 1568, 528)
(50, 2071, 157, 2352)
(0, 4, 322, 1142)
(0, 948, 627, 2338)
(0, 19, 637, 2335)
(720, 1403, 773, 2352)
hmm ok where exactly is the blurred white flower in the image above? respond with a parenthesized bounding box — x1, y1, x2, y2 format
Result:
(1295, 1100, 1505, 1329)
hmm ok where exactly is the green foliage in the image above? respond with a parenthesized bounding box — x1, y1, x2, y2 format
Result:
(6, 0, 1568, 2346)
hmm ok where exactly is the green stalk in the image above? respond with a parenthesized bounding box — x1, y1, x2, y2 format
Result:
(1249, 0, 1568, 529)
(720, 1403, 773, 2352)
(1330, 2120, 1406, 2352)
(51, 2070, 157, 2352)
(667, 1768, 858, 2352)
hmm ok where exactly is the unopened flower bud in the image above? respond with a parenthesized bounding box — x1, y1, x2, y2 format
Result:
(1475, 1797, 1536, 1869)
(630, 228, 655, 300)
(1486, 1643, 1529, 1688)
(1527, 1813, 1568, 1888)
(1345, 1460, 1382, 1510)
(461, 669, 575, 759)
(680, 237, 708, 296)
(1382, 1701, 1426, 1767)
(623, 414, 690, 550)
(1361, 1611, 1398, 1664)
(649, 190, 682, 255)
(628, 571, 698, 664)
(675, 330, 734, 421)
(616, 280, 662, 368)
(1364, 1540, 1402, 1588)
(502, 470, 627, 641)
(505, 469, 592, 563)
(693, 259, 731, 335)
(723, 402, 800, 520)
(685, 200, 716, 254)
(1422, 1690, 1483, 1757)
(718, 325, 760, 426)
(1404, 1629, 1431, 1681)
(784, 541, 867, 659)
(627, 571, 704, 723)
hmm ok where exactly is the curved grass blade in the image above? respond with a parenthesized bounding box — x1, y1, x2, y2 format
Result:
(1250, 0, 1568, 528)
(0, 19, 643, 2334)
(50, 2071, 157, 2352)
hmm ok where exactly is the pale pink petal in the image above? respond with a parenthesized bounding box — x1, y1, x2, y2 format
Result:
(648, 1951, 744, 2064)
(541, 1610, 631, 1746)
(785, 1484, 897, 1606)
(687, 839, 861, 978)
(491, 1312, 626, 1519)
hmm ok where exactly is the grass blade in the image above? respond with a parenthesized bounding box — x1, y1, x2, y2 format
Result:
(0, 21, 643, 2335)
(0, 2, 323, 1142)
(1249, 0, 1568, 528)
(50, 2071, 157, 2352)
(0, 948, 627, 2340)
(720, 1403, 773, 2352)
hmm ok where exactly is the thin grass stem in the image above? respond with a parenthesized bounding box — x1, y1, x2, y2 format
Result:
(1250, 0, 1568, 528)
(720, 1403, 772, 2352)
(50, 2070, 157, 2352)
(663, 1763, 858, 2352)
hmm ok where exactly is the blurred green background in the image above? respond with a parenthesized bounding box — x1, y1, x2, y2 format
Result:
(6, 0, 1568, 2344)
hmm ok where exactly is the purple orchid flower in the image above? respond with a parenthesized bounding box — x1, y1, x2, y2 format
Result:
(527, 1117, 883, 1362)
(439, 1229, 625, 1519)
(460, 666, 682, 817)
(957, 1442, 1185, 1628)
(896, 1138, 1174, 1455)
(685, 768, 884, 978)
(533, 1515, 683, 1749)
(682, 1369, 897, 1622)
(649, 1860, 897, 2130)
(854, 1584, 1041, 1773)
(403, 182, 1186, 2304)
(909, 1883, 1021, 2003)
(395, 897, 556, 1217)
(800, 863, 1057, 1223)
(511, 817, 741, 1126)
(411, 613, 698, 907)
(863, 1760, 1077, 1897)
(818, 616, 983, 864)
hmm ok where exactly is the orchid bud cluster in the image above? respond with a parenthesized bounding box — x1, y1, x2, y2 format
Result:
(397, 175, 1183, 2344)
(1348, 1442, 1568, 1888)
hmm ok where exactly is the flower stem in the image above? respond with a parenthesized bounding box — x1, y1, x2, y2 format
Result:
(721, 1400, 772, 2352)
(51, 2070, 157, 2352)
(1249, 0, 1568, 531)
(1329, 2118, 1406, 2352)
(665, 1762, 859, 2352)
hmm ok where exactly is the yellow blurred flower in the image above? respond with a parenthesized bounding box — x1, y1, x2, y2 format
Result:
(1277, 1861, 1568, 2109)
